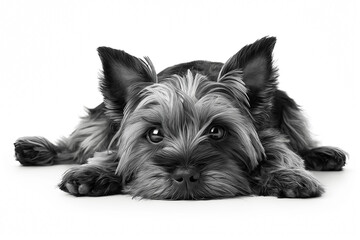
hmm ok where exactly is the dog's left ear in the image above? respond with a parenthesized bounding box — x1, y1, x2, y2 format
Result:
(218, 37, 278, 126)
(97, 47, 157, 123)
(219, 36, 277, 101)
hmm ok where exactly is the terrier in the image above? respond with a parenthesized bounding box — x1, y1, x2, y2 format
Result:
(14, 37, 346, 199)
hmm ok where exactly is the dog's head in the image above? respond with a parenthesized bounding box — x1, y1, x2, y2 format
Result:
(98, 37, 277, 199)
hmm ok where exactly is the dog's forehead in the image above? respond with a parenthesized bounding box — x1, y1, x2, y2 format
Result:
(137, 71, 233, 111)
(158, 71, 209, 101)
(128, 71, 251, 131)
(166, 71, 208, 100)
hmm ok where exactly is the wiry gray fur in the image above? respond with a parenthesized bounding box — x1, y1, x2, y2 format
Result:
(14, 37, 347, 200)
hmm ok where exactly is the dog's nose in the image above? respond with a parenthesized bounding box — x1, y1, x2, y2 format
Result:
(172, 168, 200, 184)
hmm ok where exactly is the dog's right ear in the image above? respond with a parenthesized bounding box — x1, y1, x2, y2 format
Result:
(97, 47, 157, 123)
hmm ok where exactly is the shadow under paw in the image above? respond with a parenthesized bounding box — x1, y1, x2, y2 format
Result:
(59, 166, 122, 197)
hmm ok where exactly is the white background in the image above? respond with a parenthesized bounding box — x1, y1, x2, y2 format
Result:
(0, 0, 359, 239)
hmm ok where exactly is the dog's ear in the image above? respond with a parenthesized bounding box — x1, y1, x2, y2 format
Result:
(97, 47, 157, 122)
(218, 37, 278, 125)
(219, 37, 277, 99)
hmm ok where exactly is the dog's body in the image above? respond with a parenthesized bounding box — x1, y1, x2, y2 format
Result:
(14, 37, 346, 199)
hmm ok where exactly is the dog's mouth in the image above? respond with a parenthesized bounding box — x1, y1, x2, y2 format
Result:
(122, 165, 251, 200)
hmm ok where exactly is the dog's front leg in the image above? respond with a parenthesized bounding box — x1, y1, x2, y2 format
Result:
(254, 130, 324, 198)
(59, 151, 122, 196)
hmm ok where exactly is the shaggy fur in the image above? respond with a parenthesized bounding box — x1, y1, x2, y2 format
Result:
(14, 37, 347, 200)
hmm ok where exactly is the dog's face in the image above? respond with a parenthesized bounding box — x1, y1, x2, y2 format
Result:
(98, 37, 277, 199)
(117, 71, 264, 199)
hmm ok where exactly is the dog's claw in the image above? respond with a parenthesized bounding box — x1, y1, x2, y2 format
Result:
(63, 182, 90, 196)
(78, 184, 90, 195)
(65, 182, 79, 195)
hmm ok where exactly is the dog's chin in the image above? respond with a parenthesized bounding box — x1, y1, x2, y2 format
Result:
(122, 161, 252, 200)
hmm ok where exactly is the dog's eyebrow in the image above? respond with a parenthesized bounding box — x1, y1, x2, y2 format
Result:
(140, 116, 162, 126)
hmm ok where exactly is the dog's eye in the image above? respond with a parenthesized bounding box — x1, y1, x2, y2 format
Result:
(208, 126, 226, 140)
(147, 127, 164, 144)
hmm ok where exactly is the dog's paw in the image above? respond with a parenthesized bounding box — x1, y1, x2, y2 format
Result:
(262, 168, 324, 198)
(277, 180, 324, 198)
(14, 137, 57, 166)
(59, 165, 122, 196)
(302, 147, 347, 171)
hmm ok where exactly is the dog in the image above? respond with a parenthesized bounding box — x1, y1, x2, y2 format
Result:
(14, 37, 347, 200)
